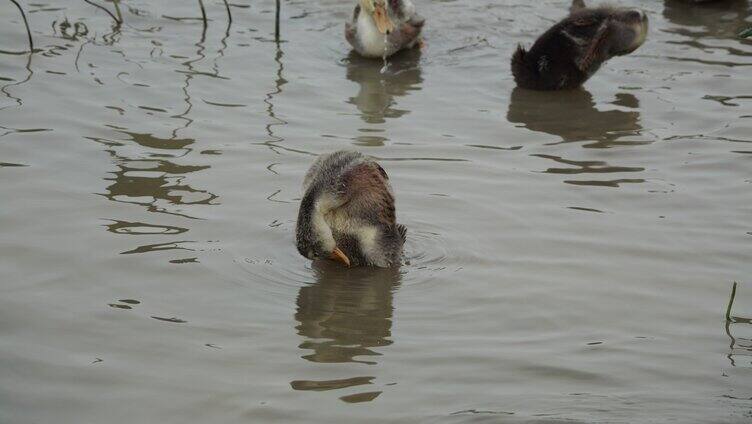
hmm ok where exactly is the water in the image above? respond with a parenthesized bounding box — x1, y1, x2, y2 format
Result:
(0, 1, 751, 422)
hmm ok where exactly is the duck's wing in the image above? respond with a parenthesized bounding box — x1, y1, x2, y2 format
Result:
(387, 13, 424, 50)
(340, 160, 397, 228)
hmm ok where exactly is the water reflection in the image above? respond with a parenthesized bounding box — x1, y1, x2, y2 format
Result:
(98, 130, 216, 215)
(256, 40, 294, 157)
(87, 25, 219, 257)
(345, 50, 422, 145)
(725, 311, 752, 368)
(532, 154, 645, 187)
(507, 87, 644, 148)
(291, 262, 401, 402)
(264, 41, 288, 145)
(508, 88, 648, 187)
(90, 129, 216, 254)
(0, 53, 33, 111)
(53, 18, 89, 41)
(664, 0, 751, 40)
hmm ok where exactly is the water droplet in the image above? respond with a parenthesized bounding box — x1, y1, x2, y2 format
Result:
(380, 34, 389, 74)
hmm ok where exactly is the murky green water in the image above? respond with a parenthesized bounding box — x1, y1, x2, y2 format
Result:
(1, 1, 751, 422)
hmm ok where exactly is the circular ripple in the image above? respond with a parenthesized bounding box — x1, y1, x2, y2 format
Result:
(398, 221, 458, 288)
(232, 248, 315, 295)
(217, 219, 462, 295)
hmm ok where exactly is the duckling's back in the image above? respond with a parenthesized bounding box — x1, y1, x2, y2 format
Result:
(302, 150, 405, 267)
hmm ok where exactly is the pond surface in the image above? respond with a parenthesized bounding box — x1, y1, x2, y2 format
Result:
(1, 0, 751, 422)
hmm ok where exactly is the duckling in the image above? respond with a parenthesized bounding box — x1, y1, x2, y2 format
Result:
(345, 0, 424, 59)
(295, 150, 406, 268)
(512, 6, 649, 90)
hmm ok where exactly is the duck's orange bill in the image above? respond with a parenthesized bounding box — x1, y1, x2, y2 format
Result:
(372, 4, 394, 35)
(330, 247, 351, 267)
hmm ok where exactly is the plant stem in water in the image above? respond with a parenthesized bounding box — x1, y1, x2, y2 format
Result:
(275, 0, 281, 41)
(197, 0, 207, 30)
(726, 282, 737, 322)
(9, 0, 34, 52)
(222, 0, 232, 26)
(82, 0, 122, 26)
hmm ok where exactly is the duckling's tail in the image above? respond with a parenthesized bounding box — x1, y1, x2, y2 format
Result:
(397, 224, 407, 243)
(511, 45, 530, 87)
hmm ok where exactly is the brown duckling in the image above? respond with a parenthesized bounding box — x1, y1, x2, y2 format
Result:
(512, 6, 649, 90)
(345, 0, 425, 59)
(295, 150, 405, 268)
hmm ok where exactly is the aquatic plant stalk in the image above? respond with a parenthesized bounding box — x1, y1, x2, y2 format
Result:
(82, 0, 122, 26)
(112, 0, 123, 24)
(197, 0, 208, 30)
(275, 0, 281, 41)
(9, 0, 33, 52)
(726, 282, 737, 322)
(222, 0, 232, 26)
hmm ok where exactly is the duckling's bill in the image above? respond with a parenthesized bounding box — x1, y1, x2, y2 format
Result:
(330, 247, 351, 267)
(372, 3, 394, 34)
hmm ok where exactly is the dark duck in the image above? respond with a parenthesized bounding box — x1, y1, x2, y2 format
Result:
(346, 0, 425, 59)
(295, 151, 406, 268)
(512, 5, 649, 90)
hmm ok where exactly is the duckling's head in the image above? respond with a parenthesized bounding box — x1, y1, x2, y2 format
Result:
(360, 0, 395, 34)
(608, 8, 649, 56)
(562, 7, 648, 74)
(565, 8, 648, 58)
(296, 189, 351, 267)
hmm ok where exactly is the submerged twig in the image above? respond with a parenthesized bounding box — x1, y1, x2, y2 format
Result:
(82, 0, 122, 26)
(9, 0, 33, 53)
(221, 0, 232, 26)
(275, 0, 281, 41)
(726, 282, 738, 322)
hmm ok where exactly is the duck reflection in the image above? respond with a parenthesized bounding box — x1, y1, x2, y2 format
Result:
(507, 87, 643, 148)
(664, 0, 751, 40)
(291, 262, 401, 402)
(508, 88, 647, 187)
(345, 49, 422, 132)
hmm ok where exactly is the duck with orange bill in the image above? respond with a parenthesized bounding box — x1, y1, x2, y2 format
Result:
(345, 0, 425, 59)
(295, 151, 406, 268)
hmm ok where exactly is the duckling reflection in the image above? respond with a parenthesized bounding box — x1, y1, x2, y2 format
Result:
(345, 49, 422, 126)
(293, 262, 401, 366)
(664, 0, 751, 39)
(507, 87, 642, 148)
